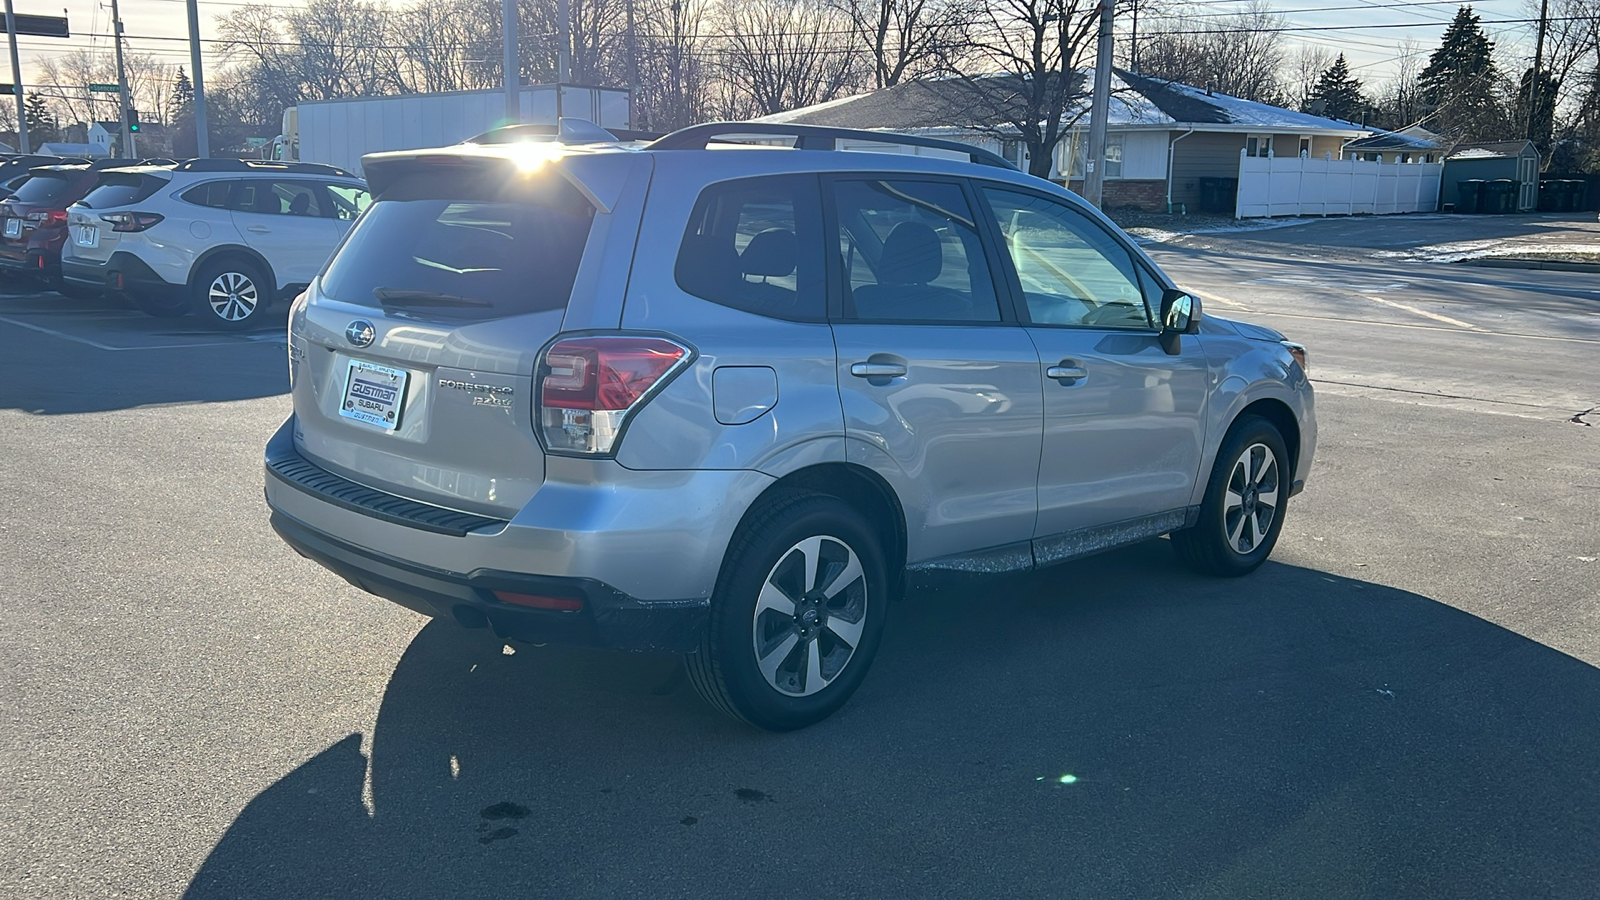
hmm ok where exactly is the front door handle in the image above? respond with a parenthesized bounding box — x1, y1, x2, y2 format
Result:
(851, 362, 907, 378)
(1046, 365, 1089, 383)
(246, 225, 271, 234)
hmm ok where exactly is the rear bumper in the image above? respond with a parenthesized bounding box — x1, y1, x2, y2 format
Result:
(270, 509, 708, 652)
(62, 251, 184, 303)
(263, 416, 776, 652)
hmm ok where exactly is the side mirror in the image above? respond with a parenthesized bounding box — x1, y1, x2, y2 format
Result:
(1158, 289, 1201, 355)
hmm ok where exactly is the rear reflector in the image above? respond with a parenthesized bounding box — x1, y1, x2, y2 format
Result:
(493, 590, 584, 612)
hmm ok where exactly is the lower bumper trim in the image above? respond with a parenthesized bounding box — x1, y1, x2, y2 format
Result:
(268, 509, 709, 653)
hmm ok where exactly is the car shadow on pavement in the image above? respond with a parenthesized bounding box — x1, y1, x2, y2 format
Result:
(184, 540, 1600, 899)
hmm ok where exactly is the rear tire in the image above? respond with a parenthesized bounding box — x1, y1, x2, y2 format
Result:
(686, 494, 888, 731)
(190, 257, 270, 330)
(1172, 415, 1290, 577)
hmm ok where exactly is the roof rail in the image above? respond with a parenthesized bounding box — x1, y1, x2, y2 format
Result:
(172, 158, 357, 178)
(647, 122, 1019, 170)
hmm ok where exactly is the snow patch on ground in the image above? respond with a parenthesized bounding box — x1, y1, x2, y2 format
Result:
(1128, 218, 1314, 244)
(1372, 240, 1600, 263)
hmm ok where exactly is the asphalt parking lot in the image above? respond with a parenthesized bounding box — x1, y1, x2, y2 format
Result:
(2, 213, 1597, 899)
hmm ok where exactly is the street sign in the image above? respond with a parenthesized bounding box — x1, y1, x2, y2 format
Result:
(0, 84, 16, 95)
(7, 14, 69, 39)
(89, 83, 120, 93)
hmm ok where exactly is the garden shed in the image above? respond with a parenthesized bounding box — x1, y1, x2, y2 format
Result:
(1440, 141, 1540, 212)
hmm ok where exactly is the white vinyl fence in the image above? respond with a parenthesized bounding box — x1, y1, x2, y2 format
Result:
(1235, 151, 1443, 218)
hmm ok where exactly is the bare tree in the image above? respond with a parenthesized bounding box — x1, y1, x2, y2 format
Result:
(1371, 38, 1426, 128)
(1136, 2, 1287, 104)
(34, 50, 174, 131)
(716, 0, 867, 118)
(216, 0, 397, 104)
(834, 0, 970, 89)
(1288, 44, 1333, 112)
(634, 0, 712, 130)
(938, 0, 1103, 179)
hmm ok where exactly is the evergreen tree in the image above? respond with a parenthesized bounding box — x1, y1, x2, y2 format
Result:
(174, 68, 194, 112)
(1418, 6, 1505, 140)
(1308, 54, 1366, 122)
(23, 92, 57, 145)
(1513, 66, 1559, 154)
(171, 68, 197, 159)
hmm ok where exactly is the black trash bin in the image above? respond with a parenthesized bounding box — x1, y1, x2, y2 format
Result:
(1456, 179, 1484, 214)
(1563, 180, 1585, 212)
(1538, 179, 1558, 212)
(1197, 177, 1239, 215)
(1485, 179, 1517, 213)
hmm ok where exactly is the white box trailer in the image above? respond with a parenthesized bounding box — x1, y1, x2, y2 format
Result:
(278, 84, 631, 174)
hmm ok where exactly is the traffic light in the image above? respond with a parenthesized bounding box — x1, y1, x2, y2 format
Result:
(127, 108, 139, 132)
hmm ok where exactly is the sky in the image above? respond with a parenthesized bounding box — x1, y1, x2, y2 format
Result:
(4, 0, 1551, 104)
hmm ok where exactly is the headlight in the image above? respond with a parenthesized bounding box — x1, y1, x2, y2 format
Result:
(1281, 341, 1308, 375)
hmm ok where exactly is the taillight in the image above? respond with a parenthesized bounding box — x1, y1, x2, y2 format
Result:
(25, 209, 67, 227)
(536, 335, 691, 456)
(99, 212, 164, 233)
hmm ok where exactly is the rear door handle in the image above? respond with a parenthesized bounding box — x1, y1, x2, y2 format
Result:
(851, 362, 907, 378)
(1046, 365, 1089, 383)
(246, 225, 271, 234)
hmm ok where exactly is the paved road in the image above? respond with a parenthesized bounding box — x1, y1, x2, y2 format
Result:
(1, 216, 1597, 899)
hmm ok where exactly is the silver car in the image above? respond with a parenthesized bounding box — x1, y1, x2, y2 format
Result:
(264, 122, 1316, 730)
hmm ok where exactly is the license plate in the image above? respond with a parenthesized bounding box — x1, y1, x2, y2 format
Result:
(339, 359, 409, 431)
(73, 225, 99, 248)
(3, 218, 18, 238)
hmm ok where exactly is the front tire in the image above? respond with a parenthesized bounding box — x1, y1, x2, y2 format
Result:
(1173, 416, 1290, 576)
(190, 258, 270, 330)
(686, 494, 888, 731)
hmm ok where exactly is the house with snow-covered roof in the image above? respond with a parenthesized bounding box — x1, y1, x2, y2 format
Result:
(756, 69, 1370, 213)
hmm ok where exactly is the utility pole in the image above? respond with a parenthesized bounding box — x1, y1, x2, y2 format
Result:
(1083, 0, 1115, 207)
(502, 0, 518, 122)
(1130, 0, 1140, 73)
(1525, 0, 1549, 143)
(556, 0, 570, 119)
(5, 0, 27, 153)
(186, 0, 209, 157)
(626, 0, 638, 129)
(111, 0, 134, 157)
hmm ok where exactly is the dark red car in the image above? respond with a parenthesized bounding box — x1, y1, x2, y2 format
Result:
(0, 159, 135, 294)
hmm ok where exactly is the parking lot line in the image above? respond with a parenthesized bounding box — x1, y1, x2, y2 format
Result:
(0, 314, 280, 351)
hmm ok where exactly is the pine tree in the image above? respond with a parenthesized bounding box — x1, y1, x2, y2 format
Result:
(174, 68, 194, 110)
(23, 92, 57, 145)
(170, 68, 197, 159)
(1513, 67, 1558, 153)
(1418, 6, 1505, 140)
(1308, 54, 1366, 122)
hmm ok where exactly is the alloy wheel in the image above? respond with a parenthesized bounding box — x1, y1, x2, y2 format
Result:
(751, 535, 869, 697)
(208, 271, 259, 322)
(1223, 442, 1280, 555)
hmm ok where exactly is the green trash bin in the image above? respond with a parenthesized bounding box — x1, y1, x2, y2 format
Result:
(1486, 179, 1517, 214)
(1564, 180, 1585, 212)
(1537, 179, 1558, 212)
(1456, 179, 1484, 214)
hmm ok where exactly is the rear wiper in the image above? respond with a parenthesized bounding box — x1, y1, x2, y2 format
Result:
(372, 287, 491, 308)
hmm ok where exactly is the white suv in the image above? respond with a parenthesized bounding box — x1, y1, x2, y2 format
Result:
(62, 159, 370, 329)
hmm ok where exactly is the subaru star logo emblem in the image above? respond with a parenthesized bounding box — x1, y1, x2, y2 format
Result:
(345, 319, 375, 348)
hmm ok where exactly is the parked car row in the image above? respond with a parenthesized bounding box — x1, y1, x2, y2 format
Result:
(0, 155, 369, 329)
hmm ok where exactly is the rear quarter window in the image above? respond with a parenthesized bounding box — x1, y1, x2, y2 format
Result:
(181, 181, 236, 209)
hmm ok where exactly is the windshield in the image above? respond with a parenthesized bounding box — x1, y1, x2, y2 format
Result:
(320, 170, 595, 321)
(11, 174, 74, 204)
(79, 173, 169, 209)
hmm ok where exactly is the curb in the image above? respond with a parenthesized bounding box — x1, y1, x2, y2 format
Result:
(1458, 258, 1600, 272)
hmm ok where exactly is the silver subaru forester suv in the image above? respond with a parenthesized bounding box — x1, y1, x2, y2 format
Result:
(264, 122, 1315, 730)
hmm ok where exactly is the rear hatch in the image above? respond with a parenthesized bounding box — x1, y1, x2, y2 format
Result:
(64, 168, 173, 263)
(0, 169, 82, 255)
(290, 149, 642, 519)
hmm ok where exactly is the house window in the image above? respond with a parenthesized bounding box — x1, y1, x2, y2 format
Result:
(1246, 135, 1273, 158)
(1067, 134, 1123, 178)
(1001, 140, 1027, 169)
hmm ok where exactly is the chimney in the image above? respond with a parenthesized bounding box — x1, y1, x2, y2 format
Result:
(1205, 81, 1213, 96)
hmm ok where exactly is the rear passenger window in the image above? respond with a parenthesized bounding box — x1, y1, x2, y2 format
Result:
(674, 175, 823, 321)
(233, 180, 324, 217)
(181, 181, 235, 209)
(831, 179, 1000, 323)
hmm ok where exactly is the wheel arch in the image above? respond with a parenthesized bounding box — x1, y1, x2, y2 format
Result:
(1233, 397, 1301, 476)
(191, 245, 279, 301)
(738, 462, 909, 599)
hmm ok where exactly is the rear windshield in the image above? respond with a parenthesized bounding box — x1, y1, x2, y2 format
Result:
(11, 174, 74, 203)
(320, 169, 595, 320)
(79, 173, 169, 209)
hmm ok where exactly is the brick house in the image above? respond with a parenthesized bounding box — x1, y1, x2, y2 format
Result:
(757, 70, 1368, 213)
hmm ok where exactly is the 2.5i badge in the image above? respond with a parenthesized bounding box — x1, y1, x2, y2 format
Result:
(340, 359, 409, 431)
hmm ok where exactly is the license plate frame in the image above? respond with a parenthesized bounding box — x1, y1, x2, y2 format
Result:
(72, 224, 99, 248)
(3, 218, 19, 238)
(339, 359, 409, 432)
